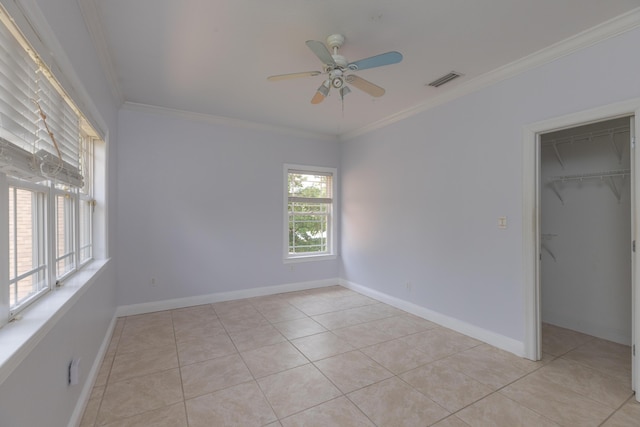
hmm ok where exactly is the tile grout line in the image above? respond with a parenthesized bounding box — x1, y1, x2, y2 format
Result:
(82, 288, 635, 426)
(170, 309, 191, 427)
(89, 317, 124, 427)
(249, 293, 383, 425)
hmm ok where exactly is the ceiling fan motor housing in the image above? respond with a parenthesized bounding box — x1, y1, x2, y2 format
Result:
(327, 34, 348, 65)
(326, 34, 345, 50)
(331, 54, 348, 68)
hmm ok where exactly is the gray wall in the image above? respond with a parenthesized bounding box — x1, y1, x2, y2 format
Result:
(340, 27, 640, 345)
(0, 264, 117, 427)
(116, 109, 341, 306)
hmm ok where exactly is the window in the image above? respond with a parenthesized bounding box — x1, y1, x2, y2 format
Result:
(8, 182, 47, 310)
(0, 5, 102, 324)
(55, 189, 76, 278)
(78, 137, 94, 265)
(284, 164, 337, 261)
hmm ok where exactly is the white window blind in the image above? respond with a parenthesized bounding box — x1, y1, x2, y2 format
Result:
(0, 15, 38, 152)
(0, 10, 83, 187)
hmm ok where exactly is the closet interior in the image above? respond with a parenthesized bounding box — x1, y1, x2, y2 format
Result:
(540, 116, 632, 346)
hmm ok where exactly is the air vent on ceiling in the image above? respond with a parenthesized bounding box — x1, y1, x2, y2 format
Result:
(427, 71, 462, 88)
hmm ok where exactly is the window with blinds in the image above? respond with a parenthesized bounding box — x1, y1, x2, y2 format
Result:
(0, 4, 101, 321)
(285, 165, 337, 259)
(0, 8, 84, 187)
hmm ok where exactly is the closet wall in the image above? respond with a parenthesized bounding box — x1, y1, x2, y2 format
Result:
(540, 117, 632, 345)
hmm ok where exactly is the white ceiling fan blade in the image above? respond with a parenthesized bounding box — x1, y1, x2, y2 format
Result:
(306, 40, 336, 66)
(346, 75, 385, 97)
(267, 71, 322, 81)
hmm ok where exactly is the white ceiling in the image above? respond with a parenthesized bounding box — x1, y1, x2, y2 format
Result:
(81, 0, 640, 138)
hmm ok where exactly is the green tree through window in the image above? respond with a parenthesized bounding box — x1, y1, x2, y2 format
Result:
(287, 170, 333, 255)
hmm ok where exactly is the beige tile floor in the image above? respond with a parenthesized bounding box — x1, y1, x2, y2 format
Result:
(80, 286, 639, 426)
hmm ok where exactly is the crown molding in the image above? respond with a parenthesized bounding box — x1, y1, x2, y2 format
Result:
(340, 7, 640, 141)
(122, 102, 338, 142)
(77, 0, 124, 105)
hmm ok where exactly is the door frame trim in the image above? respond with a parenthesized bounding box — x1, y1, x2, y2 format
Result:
(522, 97, 640, 394)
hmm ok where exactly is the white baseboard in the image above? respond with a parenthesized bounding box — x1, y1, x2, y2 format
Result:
(116, 278, 339, 317)
(67, 277, 531, 426)
(116, 277, 526, 357)
(340, 279, 526, 358)
(68, 314, 117, 427)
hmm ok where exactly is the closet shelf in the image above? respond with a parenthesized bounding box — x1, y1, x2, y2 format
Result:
(542, 125, 629, 169)
(547, 169, 630, 204)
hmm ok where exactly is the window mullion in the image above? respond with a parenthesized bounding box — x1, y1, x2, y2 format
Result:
(12, 186, 17, 285)
(46, 182, 55, 288)
(66, 194, 73, 267)
(30, 190, 38, 296)
(74, 192, 79, 268)
(1, 175, 10, 326)
(67, 192, 76, 273)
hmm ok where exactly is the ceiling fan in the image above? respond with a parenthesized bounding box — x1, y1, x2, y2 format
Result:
(267, 34, 402, 104)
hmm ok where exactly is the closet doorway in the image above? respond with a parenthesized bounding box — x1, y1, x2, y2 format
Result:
(539, 117, 632, 383)
(522, 100, 640, 398)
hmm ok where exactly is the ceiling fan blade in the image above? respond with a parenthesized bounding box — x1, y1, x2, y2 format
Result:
(267, 71, 322, 81)
(348, 51, 402, 71)
(346, 75, 385, 97)
(306, 40, 336, 66)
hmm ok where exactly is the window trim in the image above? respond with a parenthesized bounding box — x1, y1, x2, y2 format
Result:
(283, 164, 338, 263)
(0, 1, 104, 325)
(0, 258, 110, 385)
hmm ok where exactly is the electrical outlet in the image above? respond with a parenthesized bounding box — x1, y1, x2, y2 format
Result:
(151, 277, 157, 287)
(405, 282, 412, 291)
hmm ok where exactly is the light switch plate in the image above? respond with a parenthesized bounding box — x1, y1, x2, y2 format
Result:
(498, 216, 508, 229)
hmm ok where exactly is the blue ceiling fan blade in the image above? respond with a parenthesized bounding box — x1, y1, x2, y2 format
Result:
(348, 51, 403, 71)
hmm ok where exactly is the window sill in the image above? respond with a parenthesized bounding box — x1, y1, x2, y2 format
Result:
(0, 258, 110, 385)
(284, 254, 337, 264)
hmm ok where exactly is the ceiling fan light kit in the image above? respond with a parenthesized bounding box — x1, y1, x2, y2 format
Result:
(267, 34, 403, 105)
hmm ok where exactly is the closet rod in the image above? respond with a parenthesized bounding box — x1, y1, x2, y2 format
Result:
(548, 169, 630, 183)
(547, 169, 630, 204)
